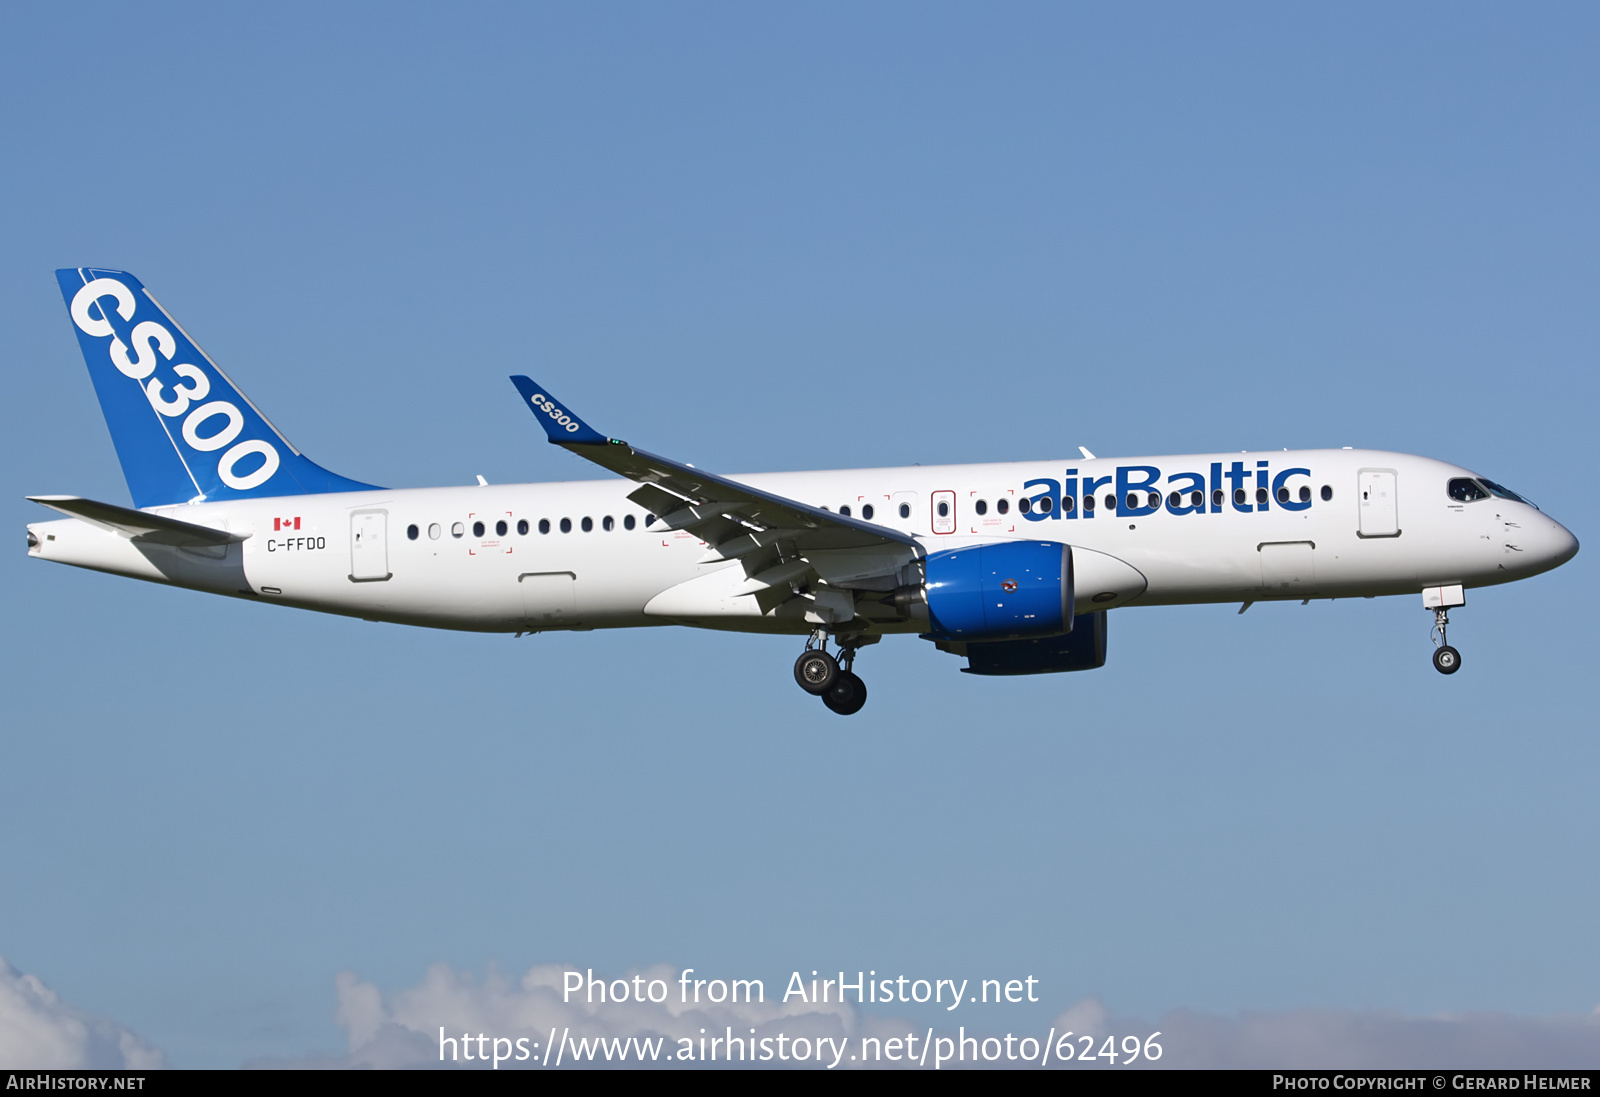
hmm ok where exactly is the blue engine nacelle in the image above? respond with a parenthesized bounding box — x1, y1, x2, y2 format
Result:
(922, 540, 1073, 642)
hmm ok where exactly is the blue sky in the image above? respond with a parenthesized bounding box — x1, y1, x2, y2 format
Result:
(2, 2, 1597, 1068)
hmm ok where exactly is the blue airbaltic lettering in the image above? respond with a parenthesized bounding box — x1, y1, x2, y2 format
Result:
(1028, 465, 1313, 519)
(526, 393, 582, 433)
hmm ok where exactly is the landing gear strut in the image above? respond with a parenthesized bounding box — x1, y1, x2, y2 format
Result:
(794, 632, 869, 715)
(1431, 608, 1462, 675)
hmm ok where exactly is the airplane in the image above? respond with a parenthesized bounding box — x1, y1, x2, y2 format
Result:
(27, 268, 1580, 715)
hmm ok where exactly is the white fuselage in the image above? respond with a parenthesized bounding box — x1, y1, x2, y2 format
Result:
(26, 449, 1577, 638)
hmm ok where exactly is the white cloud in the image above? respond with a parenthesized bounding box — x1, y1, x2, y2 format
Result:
(0, 957, 164, 1069)
(278, 963, 1600, 1070)
(281, 963, 862, 1068)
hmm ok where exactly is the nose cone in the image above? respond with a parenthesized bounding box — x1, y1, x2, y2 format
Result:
(1539, 514, 1579, 571)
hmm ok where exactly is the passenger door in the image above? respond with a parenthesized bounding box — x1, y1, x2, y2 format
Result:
(1358, 469, 1400, 537)
(349, 510, 390, 581)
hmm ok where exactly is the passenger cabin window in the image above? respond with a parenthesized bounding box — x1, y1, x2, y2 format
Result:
(451, 522, 464, 538)
(539, 519, 550, 534)
(1191, 491, 1203, 507)
(1321, 485, 1333, 501)
(428, 523, 441, 540)
(560, 518, 572, 533)
(937, 500, 950, 517)
(1256, 487, 1268, 504)
(898, 503, 911, 519)
(624, 514, 636, 530)
(517, 519, 529, 535)
(603, 516, 614, 531)
(1447, 478, 1488, 503)
(406, 524, 419, 540)
(1061, 496, 1075, 513)
(975, 499, 988, 516)
(1082, 495, 1095, 512)
(1103, 495, 1115, 511)
(581, 517, 593, 532)
(1018, 497, 1031, 514)
(840, 505, 852, 517)
(997, 498, 1009, 515)
(862, 504, 875, 520)
(495, 520, 508, 536)
(473, 521, 486, 538)
(1298, 486, 1311, 503)
(1212, 489, 1224, 507)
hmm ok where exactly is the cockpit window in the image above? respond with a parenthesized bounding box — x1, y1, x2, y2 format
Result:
(1480, 478, 1536, 508)
(1447, 478, 1489, 503)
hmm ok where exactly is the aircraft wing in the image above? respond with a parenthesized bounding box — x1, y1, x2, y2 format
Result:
(28, 495, 248, 547)
(509, 376, 921, 564)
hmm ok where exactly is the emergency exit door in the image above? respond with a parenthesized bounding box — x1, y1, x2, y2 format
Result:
(1357, 469, 1400, 538)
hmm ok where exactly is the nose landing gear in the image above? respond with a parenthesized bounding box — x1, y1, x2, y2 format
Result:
(793, 632, 870, 715)
(1431, 608, 1462, 675)
(1423, 585, 1466, 676)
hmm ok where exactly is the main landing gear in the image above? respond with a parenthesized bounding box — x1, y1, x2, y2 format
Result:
(793, 632, 869, 716)
(1431, 608, 1462, 675)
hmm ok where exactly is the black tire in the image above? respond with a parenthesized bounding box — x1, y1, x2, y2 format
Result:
(822, 672, 867, 715)
(794, 650, 839, 695)
(1433, 645, 1462, 675)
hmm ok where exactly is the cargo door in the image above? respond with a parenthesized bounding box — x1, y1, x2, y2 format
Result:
(349, 510, 390, 581)
(1358, 469, 1400, 537)
(520, 571, 577, 627)
(930, 490, 956, 535)
(1259, 541, 1316, 594)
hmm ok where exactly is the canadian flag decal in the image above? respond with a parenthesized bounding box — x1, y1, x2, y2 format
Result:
(274, 517, 301, 531)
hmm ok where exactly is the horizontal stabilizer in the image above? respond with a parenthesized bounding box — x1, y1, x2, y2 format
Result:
(27, 495, 247, 547)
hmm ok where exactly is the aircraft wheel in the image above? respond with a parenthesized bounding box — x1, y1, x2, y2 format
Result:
(1433, 645, 1462, 675)
(794, 650, 839, 695)
(822, 672, 867, 715)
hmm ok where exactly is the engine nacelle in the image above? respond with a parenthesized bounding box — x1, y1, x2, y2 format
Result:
(921, 540, 1073, 642)
(959, 611, 1109, 675)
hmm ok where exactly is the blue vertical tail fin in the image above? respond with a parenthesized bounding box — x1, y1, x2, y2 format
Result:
(55, 268, 380, 508)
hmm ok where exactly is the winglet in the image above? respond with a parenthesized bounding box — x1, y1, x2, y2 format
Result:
(509, 376, 612, 446)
